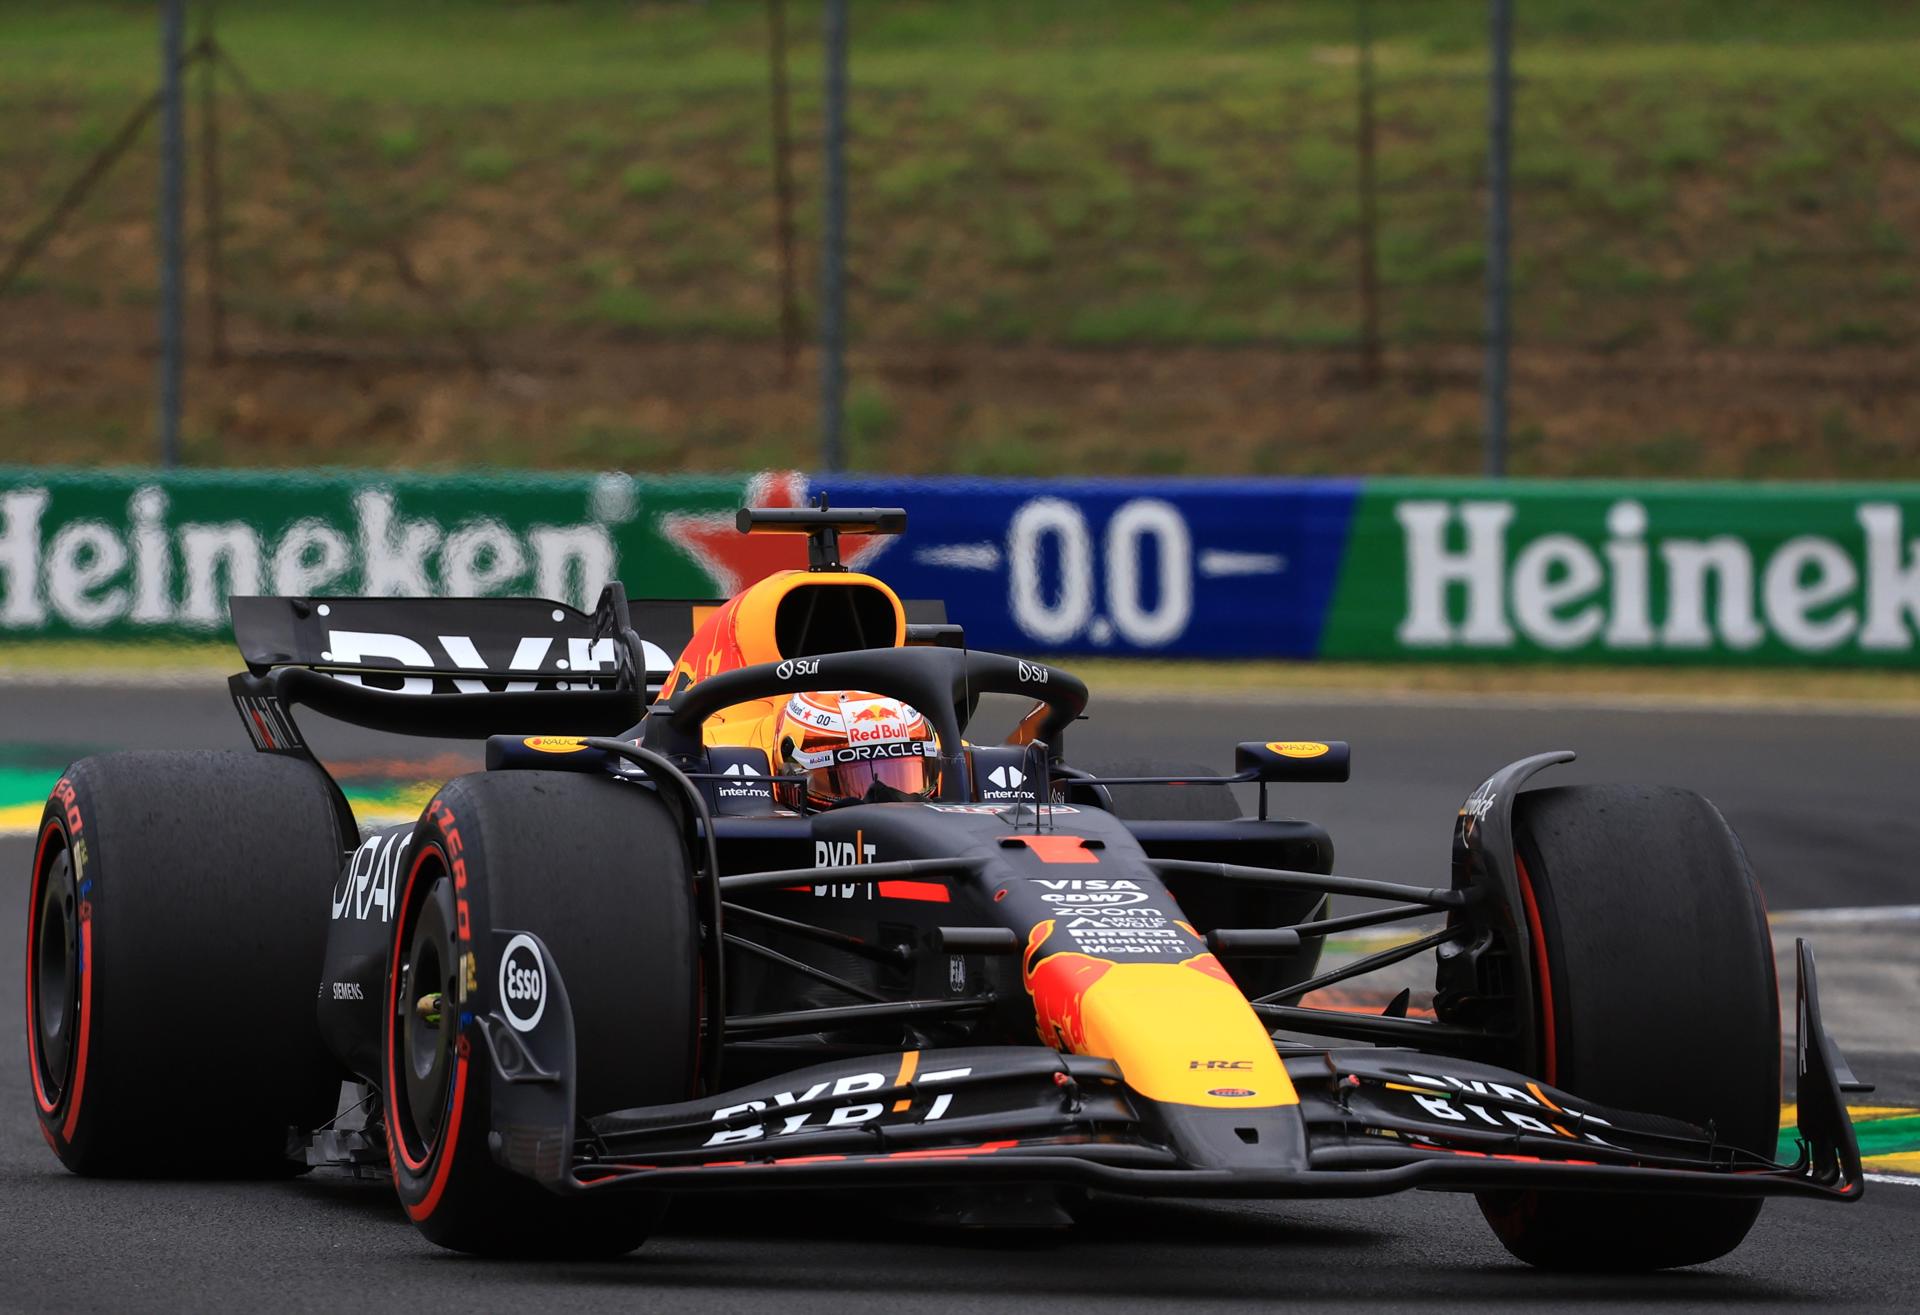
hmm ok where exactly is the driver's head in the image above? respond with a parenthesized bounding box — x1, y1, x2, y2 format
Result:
(775, 690, 938, 809)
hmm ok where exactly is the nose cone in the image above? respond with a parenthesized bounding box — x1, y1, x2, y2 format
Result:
(1025, 926, 1297, 1111)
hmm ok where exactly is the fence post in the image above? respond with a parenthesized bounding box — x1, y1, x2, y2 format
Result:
(766, 0, 801, 384)
(199, 0, 226, 366)
(818, 0, 849, 472)
(1355, 0, 1382, 387)
(1483, 0, 1513, 477)
(158, 0, 187, 467)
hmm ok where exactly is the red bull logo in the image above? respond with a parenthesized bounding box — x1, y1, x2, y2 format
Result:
(1023, 921, 1111, 1050)
(1021, 920, 1299, 1110)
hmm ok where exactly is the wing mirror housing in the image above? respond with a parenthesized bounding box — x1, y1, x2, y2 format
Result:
(1235, 740, 1351, 784)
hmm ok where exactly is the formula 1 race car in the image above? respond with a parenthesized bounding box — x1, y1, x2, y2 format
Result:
(24, 504, 1865, 1270)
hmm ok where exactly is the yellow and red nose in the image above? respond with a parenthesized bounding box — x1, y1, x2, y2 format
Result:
(1024, 923, 1298, 1110)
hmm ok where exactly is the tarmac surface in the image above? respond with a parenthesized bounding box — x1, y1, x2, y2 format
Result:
(0, 678, 1915, 1312)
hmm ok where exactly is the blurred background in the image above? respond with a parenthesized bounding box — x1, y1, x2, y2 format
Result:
(5, 0, 1917, 480)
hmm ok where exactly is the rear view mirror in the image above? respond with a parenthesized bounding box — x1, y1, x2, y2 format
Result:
(1235, 740, 1351, 784)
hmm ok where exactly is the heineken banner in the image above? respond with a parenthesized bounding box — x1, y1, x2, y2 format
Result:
(5, 466, 1920, 666)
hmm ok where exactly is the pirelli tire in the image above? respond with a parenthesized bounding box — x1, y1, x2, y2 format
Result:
(1479, 783, 1779, 1272)
(383, 770, 701, 1258)
(24, 750, 345, 1176)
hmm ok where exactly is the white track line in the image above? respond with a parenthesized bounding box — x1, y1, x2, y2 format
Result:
(1324, 906, 1920, 947)
(1094, 684, 1920, 719)
(8, 666, 1920, 717)
(0, 668, 221, 689)
(1770, 905, 1920, 927)
(1866, 1173, 1920, 1187)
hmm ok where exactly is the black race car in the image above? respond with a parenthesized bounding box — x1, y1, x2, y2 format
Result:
(24, 505, 1863, 1269)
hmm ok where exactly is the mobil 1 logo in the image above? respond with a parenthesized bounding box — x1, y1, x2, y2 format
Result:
(498, 933, 547, 1032)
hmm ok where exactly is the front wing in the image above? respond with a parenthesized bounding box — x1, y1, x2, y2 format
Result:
(483, 940, 1863, 1205)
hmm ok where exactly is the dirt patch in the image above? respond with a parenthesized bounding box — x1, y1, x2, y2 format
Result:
(5, 296, 1918, 478)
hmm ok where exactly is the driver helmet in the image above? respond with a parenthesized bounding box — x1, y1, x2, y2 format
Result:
(775, 690, 938, 809)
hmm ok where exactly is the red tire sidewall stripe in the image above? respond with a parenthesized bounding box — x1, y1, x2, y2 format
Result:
(1513, 852, 1557, 1087)
(27, 814, 94, 1140)
(384, 835, 469, 1217)
(405, 1050, 467, 1222)
(25, 820, 61, 1118)
(61, 916, 93, 1142)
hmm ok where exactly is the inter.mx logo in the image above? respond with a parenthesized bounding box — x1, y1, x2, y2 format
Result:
(1395, 499, 1920, 656)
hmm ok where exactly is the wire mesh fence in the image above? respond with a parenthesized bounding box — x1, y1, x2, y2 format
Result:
(1, 1, 1916, 478)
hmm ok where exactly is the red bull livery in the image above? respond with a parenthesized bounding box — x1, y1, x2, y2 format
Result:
(21, 500, 1864, 1271)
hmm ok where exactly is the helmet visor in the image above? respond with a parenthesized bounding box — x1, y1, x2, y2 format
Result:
(810, 752, 935, 802)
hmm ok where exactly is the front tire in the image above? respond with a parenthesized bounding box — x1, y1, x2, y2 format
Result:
(25, 751, 345, 1175)
(1479, 783, 1779, 1271)
(383, 770, 701, 1257)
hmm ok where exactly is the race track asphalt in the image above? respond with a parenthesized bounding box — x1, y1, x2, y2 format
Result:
(0, 678, 1915, 1312)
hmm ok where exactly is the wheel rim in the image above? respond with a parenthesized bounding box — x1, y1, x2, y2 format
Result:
(31, 840, 78, 1105)
(395, 871, 459, 1163)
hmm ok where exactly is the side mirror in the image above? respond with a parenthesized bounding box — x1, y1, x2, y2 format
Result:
(1235, 740, 1350, 784)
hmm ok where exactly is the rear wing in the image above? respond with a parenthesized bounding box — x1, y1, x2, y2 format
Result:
(225, 584, 959, 748)
(227, 584, 659, 746)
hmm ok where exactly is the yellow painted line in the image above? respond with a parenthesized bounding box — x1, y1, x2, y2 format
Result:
(353, 807, 424, 825)
(3, 794, 427, 835)
(1780, 1104, 1916, 1127)
(1867, 1150, 1920, 1174)
(0, 802, 43, 833)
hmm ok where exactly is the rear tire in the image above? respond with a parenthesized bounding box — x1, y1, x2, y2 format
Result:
(383, 770, 701, 1257)
(1478, 783, 1778, 1271)
(25, 751, 345, 1176)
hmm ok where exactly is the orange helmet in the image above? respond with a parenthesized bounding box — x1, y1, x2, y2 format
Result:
(775, 690, 939, 809)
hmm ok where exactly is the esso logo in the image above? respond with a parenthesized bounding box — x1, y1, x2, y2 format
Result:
(1208, 1087, 1258, 1099)
(498, 933, 547, 1032)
